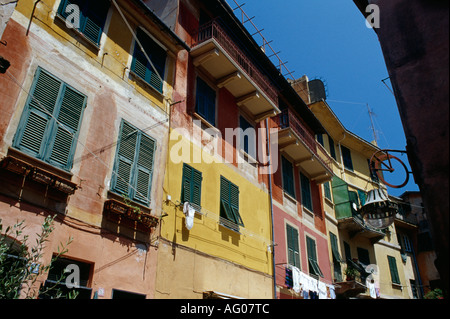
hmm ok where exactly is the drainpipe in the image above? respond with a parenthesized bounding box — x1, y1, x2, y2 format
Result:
(26, 0, 41, 36)
(265, 118, 277, 299)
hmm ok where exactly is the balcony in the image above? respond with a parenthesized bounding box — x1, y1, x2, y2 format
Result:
(192, 19, 279, 122)
(274, 109, 333, 184)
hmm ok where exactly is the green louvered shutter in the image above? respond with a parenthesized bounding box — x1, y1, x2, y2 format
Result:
(220, 177, 233, 221)
(15, 69, 62, 158)
(114, 122, 137, 196)
(300, 172, 313, 211)
(14, 68, 86, 171)
(287, 224, 300, 268)
(182, 164, 192, 204)
(133, 134, 155, 204)
(181, 164, 202, 208)
(220, 177, 244, 227)
(48, 86, 86, 168)
(307, 236, 324, 277)
(113, 121, 155, 205)
(229, 182, 243, 226)
(58, 0, 109, 45)
(388, 256, 400, 284)
(282, 156, 295, 198)
(192, 168, 202, 208)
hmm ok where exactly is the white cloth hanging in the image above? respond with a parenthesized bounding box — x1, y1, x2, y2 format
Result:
(183, 202, 195, 230)
(318, 281, 327, 299)
(292, 266, 302, 293)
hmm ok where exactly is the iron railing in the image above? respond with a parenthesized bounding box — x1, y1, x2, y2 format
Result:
(193, 19, 278, 106)
(274, 109, 333, 173)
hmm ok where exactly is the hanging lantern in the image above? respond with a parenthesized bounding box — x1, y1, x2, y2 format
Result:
(360, 189, 398, 230)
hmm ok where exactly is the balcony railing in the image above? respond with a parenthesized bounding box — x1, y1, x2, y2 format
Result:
(275, 109, 333, 173)
(193, 19, 278, 106)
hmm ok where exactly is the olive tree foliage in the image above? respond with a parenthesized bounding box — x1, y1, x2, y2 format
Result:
(0, 215, 76, 299)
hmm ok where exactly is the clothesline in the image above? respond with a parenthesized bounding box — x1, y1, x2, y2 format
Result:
(284, 264, 337, 299)
(277, 263, 338, 287)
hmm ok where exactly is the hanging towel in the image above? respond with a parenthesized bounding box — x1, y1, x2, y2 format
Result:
(367, 281, 377, 299)
(292, 266, 302, 293)
(183, 202, 195, 230)
(309, 276, 318, 293)
(299, 271, 310, 292)
(329, 286, 336, 299)
(318, 281, 327, 299)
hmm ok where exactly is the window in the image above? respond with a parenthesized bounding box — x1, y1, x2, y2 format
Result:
(341, 145, 353, 171)
(40, 257, 93, 299)
(57, 0, 110, 45)
(329, 232, 342, 281)
(323, 181, 332, 201)
(344, 241, 351, 261)
(195, 77, 216, 126)
(286, 224, 300, 268)
(239, 116, 256, 157)
(328, 135, 336, 160)
(368, 159, 379, 183)
(281, 156, 295, 198)
(13, 67, 87, 171)
(300, 172, 313, 211)
(131, 28, 166, 93)
(220, 177, 244, 231)
(111, 120, 156, 205)
(387, 255, 401, 285)
(306, 236, 324, 277)
(316, 134, 324, 146)
(357, 247, 370, 266)
(181, 164, 202, 209)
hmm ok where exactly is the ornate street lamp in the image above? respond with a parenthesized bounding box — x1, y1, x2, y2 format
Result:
(360, 188, 398, 230)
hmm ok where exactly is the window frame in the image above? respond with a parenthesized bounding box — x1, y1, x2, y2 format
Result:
(286, 223, 301, 269)
(130, 27, 167, 93)
(219, 176, 244, 231)
(387, 255, 401, 285)
(300, 171, 313, 212)
(195, 76, 217, 127)
(239, 115, 256, 158)
(340, 145, 354, 171)
(281, 155, 295, 199)
(57, 0, 110, 45)
(110, 120, 156, 206)
(181, 163, 202, 210)
(13, 67, 87, 172)
(306, 235, 324, 278)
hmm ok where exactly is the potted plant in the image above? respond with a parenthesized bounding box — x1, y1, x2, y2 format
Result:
(344, 267, 360, 281)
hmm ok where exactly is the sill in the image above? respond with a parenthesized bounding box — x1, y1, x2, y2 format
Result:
(324, 197, 334, 206)
(55, 14, 101, 52)
(103, 196, 159, 230)
(129, 70, 165, 98)
(392, 283, 403, 290)
(303, 207, 314, 217)
(219, 221, 242, 235)
(107, 190, 151, 214)
(238, 148, 258, 166)
(3, 148, 77, 195)
(283, 191, 297, 204)
(192, 112, 219, 132)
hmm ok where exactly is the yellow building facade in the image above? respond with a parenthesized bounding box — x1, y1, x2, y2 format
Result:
(296, 77, 419, 299)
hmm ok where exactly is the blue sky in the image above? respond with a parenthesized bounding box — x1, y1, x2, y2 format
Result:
(226, 0, 419, 196)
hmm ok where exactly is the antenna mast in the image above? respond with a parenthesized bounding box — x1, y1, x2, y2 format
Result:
(367, 103, 378, 144)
